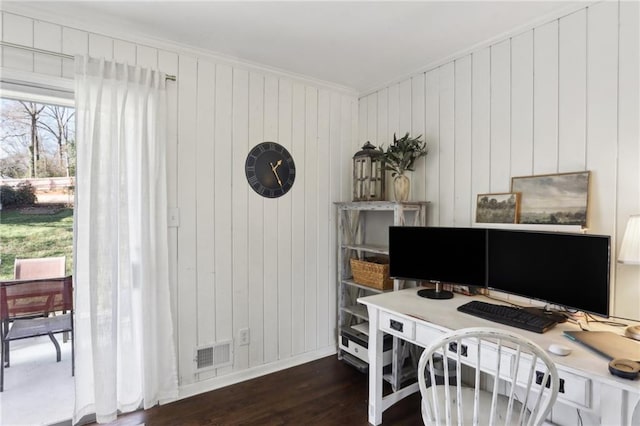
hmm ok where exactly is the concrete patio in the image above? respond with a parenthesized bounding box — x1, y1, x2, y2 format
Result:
(0, 335, 73, 426)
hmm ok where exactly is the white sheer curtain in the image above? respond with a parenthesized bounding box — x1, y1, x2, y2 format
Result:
(73, 56, 178, 424)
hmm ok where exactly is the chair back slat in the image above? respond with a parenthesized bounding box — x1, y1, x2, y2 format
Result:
(473, 338, 481, 426)
(441, 343, 452, 426)
(454, 343, 463, 426)
(427, 352, 440, 423)
(504, 344, 522, 425)
(0, 276, 73, 320)
(518, 353, 537, 425)
(488, 337, 501, 426)
(528, 365, 549, 426)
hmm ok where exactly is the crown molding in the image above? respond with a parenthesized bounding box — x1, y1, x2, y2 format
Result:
(0, 3, 358, 97)
(359, 1, 601, 97)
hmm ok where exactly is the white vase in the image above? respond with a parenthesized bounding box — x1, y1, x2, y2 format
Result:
(393, 173, 410, 201)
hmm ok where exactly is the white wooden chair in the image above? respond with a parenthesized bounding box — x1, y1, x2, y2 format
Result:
(418, 327, 559, 426)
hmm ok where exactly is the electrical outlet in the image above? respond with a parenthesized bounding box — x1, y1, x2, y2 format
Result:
(238, 328, 250, 346)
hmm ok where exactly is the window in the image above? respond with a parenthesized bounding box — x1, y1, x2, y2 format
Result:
(0, 97, 75, 279)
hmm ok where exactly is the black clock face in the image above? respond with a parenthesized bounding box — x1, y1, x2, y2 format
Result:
(245, 142, 296, 198)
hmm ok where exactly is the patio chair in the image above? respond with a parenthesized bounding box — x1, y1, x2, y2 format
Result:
(14, 256, 69, 341)
(0, 276, 74, 392)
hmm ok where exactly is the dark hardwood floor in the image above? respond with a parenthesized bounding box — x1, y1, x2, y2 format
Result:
(100, 355, 422, 425)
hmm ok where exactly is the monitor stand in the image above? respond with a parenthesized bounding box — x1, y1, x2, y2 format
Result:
(418, 282, 453, 300)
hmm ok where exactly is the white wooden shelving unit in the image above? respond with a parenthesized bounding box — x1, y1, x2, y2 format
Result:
(335, 201, 428, 386)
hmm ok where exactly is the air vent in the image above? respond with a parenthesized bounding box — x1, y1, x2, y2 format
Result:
(194, 341, 233, 371)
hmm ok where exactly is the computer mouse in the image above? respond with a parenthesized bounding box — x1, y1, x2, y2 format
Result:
(548, 343, 572, 356)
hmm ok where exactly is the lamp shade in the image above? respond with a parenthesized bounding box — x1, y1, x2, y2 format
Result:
(618, 214, 640, 265)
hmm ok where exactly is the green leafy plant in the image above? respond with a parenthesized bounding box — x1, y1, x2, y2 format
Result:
(0, 182, 37, 208)
(377, 132, 428, 177)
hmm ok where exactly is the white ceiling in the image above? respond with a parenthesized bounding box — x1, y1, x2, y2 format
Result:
(12, 1, 582, 93)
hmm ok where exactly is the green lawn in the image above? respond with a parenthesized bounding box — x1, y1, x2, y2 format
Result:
(0, 207, 73, 280)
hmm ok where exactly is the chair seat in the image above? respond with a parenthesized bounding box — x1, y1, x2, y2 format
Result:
(421, 386, 527, 426)
(5, 314, 72, 341)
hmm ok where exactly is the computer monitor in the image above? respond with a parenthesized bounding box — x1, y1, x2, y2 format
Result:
(389, 226, 487, 298)
(487, 229, 610, 317)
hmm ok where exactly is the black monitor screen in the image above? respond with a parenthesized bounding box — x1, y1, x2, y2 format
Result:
(487, 229, 610, 317)
(389, 226, 487, 287)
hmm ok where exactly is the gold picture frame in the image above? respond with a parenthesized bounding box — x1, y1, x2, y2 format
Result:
(511, 171, 590, 226)
(476, 192, 520, 224)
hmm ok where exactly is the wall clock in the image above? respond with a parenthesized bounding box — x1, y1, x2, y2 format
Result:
(245, 142, 296, 198)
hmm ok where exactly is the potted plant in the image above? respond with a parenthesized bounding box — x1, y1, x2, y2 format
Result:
(377, 132, 428, 201)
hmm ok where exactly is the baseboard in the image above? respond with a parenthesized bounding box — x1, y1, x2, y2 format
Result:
(48, 421, 73, 426)
(176, 346, 337, 401)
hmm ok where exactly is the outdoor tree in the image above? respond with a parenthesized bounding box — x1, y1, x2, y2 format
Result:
(1, 101, 32, 177)
(0, 99, 75, 179)
(19, 101, 46, 178)
(38, 105, 76, 177)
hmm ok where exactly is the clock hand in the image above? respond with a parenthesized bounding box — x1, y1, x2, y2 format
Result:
(270, 161, 283, 187)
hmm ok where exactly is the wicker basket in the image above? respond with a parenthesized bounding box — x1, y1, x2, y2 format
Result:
(350, 257, 393, 290)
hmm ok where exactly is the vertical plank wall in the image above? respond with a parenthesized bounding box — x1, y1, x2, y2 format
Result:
(359, 2, 639, 321)
(0, 10, 358, 392)
(1, 0, 638, 395)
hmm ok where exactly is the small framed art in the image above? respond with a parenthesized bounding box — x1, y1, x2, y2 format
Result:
(476, 192, 520, 224)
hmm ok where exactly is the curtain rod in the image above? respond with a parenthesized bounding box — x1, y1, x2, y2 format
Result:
(0, 41, 177, 81)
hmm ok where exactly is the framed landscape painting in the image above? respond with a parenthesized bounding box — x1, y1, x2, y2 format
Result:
(511, 171, 590, 226)
(476, 192, 520, 224)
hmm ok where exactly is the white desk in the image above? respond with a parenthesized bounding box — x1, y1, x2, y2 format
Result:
(359, 288, 640, 425)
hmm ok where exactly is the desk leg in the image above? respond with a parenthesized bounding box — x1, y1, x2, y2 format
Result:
(599, 384, 640, 426)
(633, 394, 640, 426)
(367, 306, 383, 425)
